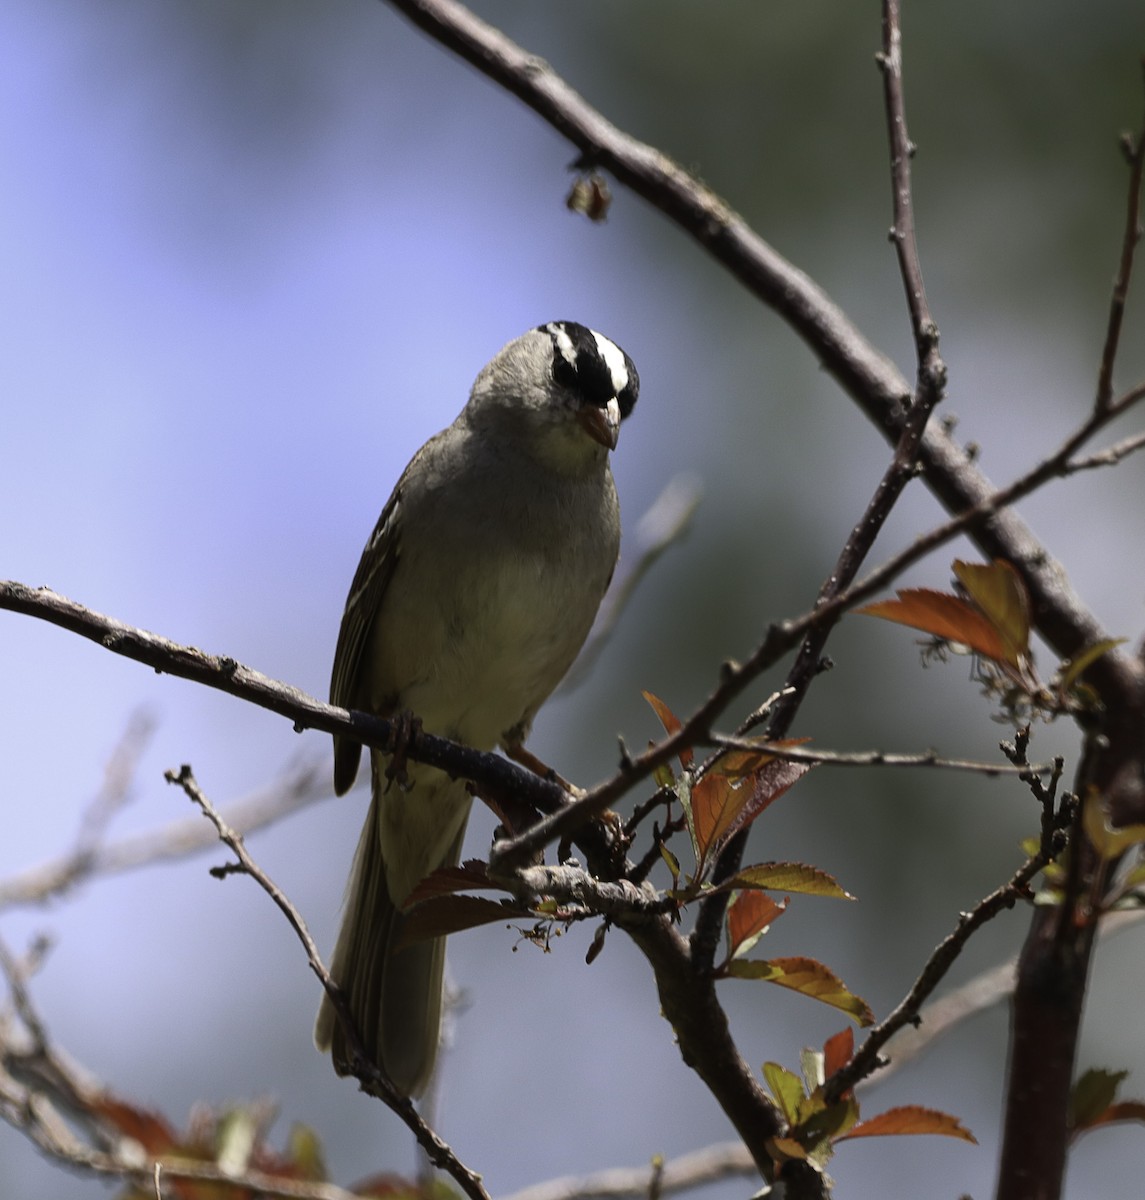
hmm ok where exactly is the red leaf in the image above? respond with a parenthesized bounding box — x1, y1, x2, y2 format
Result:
(397, 894, 529, 947)
(402, 860, 497, 906)
(91, 1095, 178, 1155)
(823, 1028, 854, 1079)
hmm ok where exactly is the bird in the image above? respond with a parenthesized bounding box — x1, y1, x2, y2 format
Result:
(314, 321, 639, 1096)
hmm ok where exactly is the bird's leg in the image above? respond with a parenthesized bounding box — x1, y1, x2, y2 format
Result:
(504, 741, 582, 797)
(384, 709, 421, 791)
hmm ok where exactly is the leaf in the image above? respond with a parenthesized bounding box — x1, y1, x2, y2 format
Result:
(709, 738, 811, 782)
(727, 956, 875, 1026)
(90, 1096, 178, 1156)
(823, 1028, 854, 1079)
(1069, 1067, 1130, 1131)
(659, 842, 681, 888)
(726, 861, 855, 900)
(403, 860, 498, 906)
(762, 1061, 807, 1125)
(952, 559, 1031, 667)
(398, 894, 530, 947)
(693, 759, 814, 870)
(1081, 786, 1145, 861)
(838, 1105, 977, 1144)
(643, 690, 693, 768)
(286, 1123, 327, 1182)
(689, 770, 739, 864)
(726, 891, 787, 960)
(1058, 638, 1127, 693)
(1072, 1100, 1145, 1138)
(858, 589, 1012, 665)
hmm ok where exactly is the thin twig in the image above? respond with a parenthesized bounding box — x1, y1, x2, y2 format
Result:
(824, 840, 1065, 1102)
(501, 1142, 755, 1200)
(878, 0, 940, 367)
(163, 766, 491, 1200)
(1095, 65, 1145, 413)
(708, 734, 1058, 777)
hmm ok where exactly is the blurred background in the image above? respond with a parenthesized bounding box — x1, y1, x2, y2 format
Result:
(2, 1, 1144, 1197)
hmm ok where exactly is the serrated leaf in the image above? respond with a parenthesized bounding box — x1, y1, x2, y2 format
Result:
(762, 1061, 806, 1124)
(398, 894, 530, 947)
(726, 891, 787, 960)
(1069, 1067, 1130, 1130)
(643, 690, 693, 768)
(838, 1105, 977, 1144)
(727, 861, 855, 900)
(858, 589, 1010, 664)
(952, 559, 1030, 667)
(727, 956, 874, 1026)
(1058, 638, 1127, 693)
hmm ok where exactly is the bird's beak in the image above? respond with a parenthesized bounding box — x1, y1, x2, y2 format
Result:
(578, 396, 621, 450)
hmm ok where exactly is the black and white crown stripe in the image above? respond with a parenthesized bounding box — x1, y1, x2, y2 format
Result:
(542, 321, 640, 419)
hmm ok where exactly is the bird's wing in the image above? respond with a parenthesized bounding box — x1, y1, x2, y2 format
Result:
(330, 483, 403, 795)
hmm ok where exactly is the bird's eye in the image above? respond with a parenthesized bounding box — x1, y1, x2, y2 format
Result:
(552, 353, 579, 390)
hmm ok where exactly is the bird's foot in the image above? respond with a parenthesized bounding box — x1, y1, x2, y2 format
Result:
(384, 710, 421, 792)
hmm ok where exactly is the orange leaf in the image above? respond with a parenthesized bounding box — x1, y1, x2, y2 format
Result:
(859, 590, 1011, 664)
(643, 690, 693, 768)
(952, 559, 1030, 667)
(709, 737, 812, 783)
(726, 955, 874, 1026)
(838, 1104, 977, 1144)
(727, 891, 787, 959)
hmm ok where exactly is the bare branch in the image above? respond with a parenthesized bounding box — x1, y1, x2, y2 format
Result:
(501, 1142, 755, 1200)
(163, 766, 491, 1200)
(877, 0, 941, 368)
(825, 835, 1067, 1102)
(0, 754, 330, 912)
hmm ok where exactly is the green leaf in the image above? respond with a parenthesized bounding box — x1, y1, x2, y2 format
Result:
(726, 861, 855, 900)
(1069, 1067, 1130, 1132)
(762, 1061, 806, 1125)
(1058, 638, 1126, 693)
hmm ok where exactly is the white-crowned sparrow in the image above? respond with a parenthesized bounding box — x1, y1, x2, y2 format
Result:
(315, 321, 639, 1095)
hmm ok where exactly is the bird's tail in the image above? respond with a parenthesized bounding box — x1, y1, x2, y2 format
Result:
(315, 775, 469, 1097)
